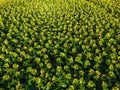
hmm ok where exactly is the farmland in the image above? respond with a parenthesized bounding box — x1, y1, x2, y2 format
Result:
(0, 0, 120, 89)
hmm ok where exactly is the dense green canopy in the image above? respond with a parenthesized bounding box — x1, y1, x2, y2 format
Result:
(0, 0, 120, 89)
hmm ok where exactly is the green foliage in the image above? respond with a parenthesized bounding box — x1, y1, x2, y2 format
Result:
(0, 0, 120, 89)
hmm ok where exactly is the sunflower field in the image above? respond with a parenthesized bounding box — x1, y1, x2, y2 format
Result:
(0, 0, 120, 90)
